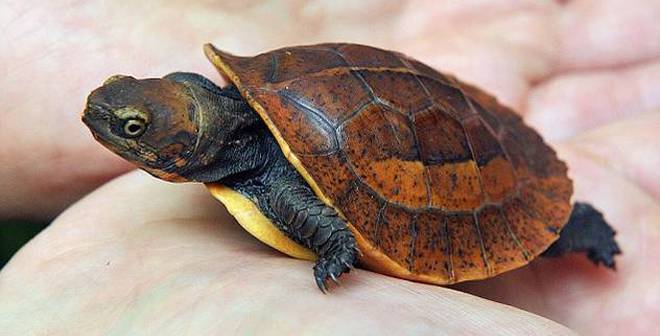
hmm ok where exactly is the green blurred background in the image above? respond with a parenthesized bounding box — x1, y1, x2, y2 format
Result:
(0, 220, 48, 268)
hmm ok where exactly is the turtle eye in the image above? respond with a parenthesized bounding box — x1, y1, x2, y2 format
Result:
(123, 118, 147, 138)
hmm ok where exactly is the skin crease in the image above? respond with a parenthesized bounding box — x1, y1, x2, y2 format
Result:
(0, 0, 659, 334)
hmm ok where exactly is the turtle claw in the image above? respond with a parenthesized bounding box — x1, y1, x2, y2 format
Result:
(315, 276, 328, 294)
(343, 260, 354, 270)
(314, 258, 348, 294)
(313, 252, 356, 293)
(330, 273, 340, 285)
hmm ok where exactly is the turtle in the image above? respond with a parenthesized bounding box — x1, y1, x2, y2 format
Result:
(82, 43, 621, 292)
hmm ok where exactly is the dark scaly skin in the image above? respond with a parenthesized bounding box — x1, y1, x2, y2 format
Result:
(82, 73, 357, 292)
(543, 202, 621, 268)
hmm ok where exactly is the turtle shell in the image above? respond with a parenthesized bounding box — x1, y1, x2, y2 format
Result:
(204, 43, 573, 284)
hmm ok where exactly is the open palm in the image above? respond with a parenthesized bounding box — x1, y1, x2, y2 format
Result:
(1, 1, 659, 335)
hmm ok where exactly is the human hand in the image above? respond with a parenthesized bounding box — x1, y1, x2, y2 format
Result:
(1, 0, 658, 334)
(0, 172, 576, 335)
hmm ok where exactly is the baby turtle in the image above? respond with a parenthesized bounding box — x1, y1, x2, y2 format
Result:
(82, 43, 621, 292)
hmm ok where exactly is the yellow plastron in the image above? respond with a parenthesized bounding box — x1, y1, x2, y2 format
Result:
(206, 183, 317, 261)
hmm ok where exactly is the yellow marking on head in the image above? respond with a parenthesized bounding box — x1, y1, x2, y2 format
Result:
(103, 74, 130, 85)
(113, 106, 151, 122)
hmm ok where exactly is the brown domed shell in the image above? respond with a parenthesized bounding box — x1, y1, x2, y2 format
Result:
(204, 43, 573, 284)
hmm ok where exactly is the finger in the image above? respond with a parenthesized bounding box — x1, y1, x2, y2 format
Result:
(526, 60, 660, 140)
(569, 112, 660, 199)
(557, 0, 660, 70)
(397, 1, 559, 110)
(0, 171, 574, 335)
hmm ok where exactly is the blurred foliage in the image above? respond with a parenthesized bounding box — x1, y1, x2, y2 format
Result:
(0, 220, 48, 268)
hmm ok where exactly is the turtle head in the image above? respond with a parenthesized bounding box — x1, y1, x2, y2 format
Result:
(83, 73, 264, 183)
(82, 75, 201, 182)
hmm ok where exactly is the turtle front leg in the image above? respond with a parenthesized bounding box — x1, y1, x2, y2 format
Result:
(541, 202, 622, 268)
(268, 178, 359, 293)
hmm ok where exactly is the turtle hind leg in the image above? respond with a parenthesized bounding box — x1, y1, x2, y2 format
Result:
(541, 202, 622, 269)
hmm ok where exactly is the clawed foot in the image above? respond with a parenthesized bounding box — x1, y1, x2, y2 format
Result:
(542, 202, 622, 269)
(313, 245, 358, 293)
(570, 202, 622, 269)
(586, 237, 622, 269)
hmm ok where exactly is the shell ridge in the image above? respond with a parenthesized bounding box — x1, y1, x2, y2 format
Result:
(472, 211, 493, 276)
(498, 206, 531, 261)
(460, 119, 487, 207)
(407, 214, 419, 271)
(443, 215, 456, 282)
